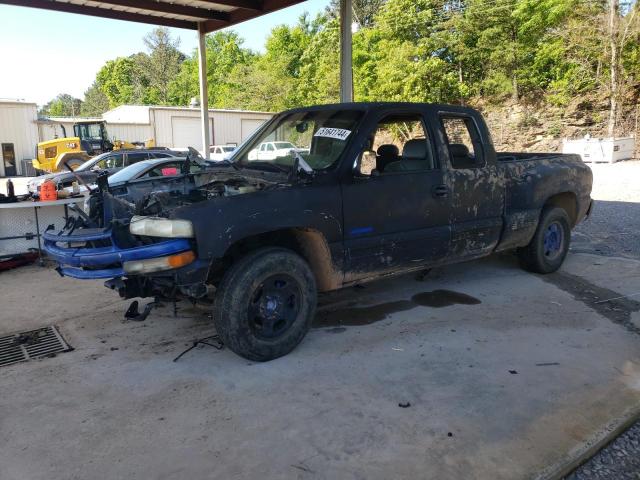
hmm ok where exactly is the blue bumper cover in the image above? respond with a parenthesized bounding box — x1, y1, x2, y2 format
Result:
(44, 228, 191, 279)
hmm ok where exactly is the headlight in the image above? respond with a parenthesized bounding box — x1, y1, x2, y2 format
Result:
(123, 251, 196, 275)
(129, 216, 194, 238)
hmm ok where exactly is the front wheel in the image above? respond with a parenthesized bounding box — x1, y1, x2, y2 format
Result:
(518, 206, 571, 274)
(213, 247, 317, 361)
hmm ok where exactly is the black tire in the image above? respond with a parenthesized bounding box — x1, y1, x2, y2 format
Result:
(518, 206, 571, 274)
(213, 247, 317, 361)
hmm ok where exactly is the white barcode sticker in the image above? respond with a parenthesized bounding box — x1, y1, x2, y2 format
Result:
(314, 128, 352, 141)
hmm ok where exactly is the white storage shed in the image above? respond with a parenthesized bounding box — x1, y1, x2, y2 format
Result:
(105, 105, 273, 149)
(0, 100, 39, 176)
(38, 105, 273, 152)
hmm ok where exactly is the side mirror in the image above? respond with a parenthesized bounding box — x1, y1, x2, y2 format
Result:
(355, 150, 377, 177)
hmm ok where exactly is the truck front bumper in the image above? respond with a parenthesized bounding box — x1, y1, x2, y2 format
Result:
(43, 228, 193, 279)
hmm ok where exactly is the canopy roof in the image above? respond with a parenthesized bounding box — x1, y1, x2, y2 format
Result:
(0, 0, 306, 33)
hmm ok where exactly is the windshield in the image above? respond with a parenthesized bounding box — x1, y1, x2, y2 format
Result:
(222, 146, 236, 152)
(238, 109, 363, 172)
(75, 123, 103, 140)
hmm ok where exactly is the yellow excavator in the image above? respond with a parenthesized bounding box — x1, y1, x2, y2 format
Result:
(32, 120, 155, 173)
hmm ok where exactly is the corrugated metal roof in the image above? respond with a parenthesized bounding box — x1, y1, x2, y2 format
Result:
(0, 0, 308, 33)
(0, 99, 38, 106)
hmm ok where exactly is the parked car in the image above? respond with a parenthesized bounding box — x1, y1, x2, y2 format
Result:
(27, 148, 183, 194)
(106, 157, 212, 199)
(45, 103, 593, 362)
(247, 141, 309, 161)
(209, 145, 237, 161)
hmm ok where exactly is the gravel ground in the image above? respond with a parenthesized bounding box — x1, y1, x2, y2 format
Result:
(566, 422, 640, 480)
(573, 161, 640, 259)
(566, 160, 640, 480)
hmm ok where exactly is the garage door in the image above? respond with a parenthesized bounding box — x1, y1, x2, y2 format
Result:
(241, 119, 266, 142)
(171, 116, 213, 149)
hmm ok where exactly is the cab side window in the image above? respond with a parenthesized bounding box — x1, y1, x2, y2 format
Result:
(127, 152, 150, 165)
(440, 116, 485, 169)
(359, 114, 434, 176)
(103, 153, 124, 169)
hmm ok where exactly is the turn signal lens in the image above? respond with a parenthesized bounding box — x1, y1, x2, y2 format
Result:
(123, 251, 196, 275)
(168, 251, 196, 268)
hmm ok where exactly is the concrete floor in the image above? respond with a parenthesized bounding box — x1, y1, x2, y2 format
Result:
(2, 161, 640, 479)
(1, 251, 639, 480)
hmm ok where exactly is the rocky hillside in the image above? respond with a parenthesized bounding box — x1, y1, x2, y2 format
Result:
(476, 97, 640, 156)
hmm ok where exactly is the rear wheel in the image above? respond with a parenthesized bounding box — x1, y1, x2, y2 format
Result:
(518, 206, 571, 273)
(213, 247, 317, 361)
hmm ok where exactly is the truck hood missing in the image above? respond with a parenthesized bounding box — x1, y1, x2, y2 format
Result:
(88, 165, 290, 227)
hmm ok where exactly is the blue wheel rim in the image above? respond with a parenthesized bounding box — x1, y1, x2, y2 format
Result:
(543, 221, 564, 260)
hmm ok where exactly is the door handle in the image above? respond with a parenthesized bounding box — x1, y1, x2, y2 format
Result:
(432, 185, 449, 198)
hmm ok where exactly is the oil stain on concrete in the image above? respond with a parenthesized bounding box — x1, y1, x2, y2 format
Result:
(314, 289, 481, 328)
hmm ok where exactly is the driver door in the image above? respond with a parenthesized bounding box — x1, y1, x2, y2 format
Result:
(341, 111, 452, 280)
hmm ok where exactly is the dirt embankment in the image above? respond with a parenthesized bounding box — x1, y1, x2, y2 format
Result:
(472, 96, 640, 155)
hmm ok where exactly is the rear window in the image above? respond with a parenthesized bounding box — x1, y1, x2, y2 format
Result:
(440, 115, 485, 169)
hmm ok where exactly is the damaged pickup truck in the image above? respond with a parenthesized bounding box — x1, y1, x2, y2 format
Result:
(44, 103, 593, 361)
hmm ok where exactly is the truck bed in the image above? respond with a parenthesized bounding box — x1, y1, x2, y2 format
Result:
(496, 152, 570, 162)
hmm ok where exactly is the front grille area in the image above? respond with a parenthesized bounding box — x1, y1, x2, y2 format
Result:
(0, 326, 72, 367)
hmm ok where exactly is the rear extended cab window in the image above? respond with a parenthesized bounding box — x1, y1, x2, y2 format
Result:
(439, 115, 485, 169)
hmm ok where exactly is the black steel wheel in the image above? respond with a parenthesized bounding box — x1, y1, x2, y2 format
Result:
(518, 206, 571, 274)
(213, 247, 317, 361)
(248, 274, 302, 340)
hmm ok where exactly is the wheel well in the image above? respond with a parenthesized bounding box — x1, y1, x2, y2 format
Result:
(215, 228, 341, 292)
(545, 192, 578, 226)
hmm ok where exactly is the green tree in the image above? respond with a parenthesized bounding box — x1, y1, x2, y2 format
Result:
(81, 82, 110, 116)
(353, 0, 465, 103)
(96, 57, 138, 107)
(40, 93, 82, 117)
(327, 0, 388, 27)
(169, 31, 251, 107)
(141, 27, 185, 104)
(296, 17, 342, 104)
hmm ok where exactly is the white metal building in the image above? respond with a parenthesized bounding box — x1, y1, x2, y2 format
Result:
(0, 100, 39, 176)
(39, 105, 273, 152)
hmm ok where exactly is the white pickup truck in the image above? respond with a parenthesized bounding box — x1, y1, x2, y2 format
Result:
(209, 145, 237, 161)
(247, 141, 309, 161)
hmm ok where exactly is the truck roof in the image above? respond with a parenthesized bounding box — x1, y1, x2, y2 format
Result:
(279, 102, 476, 115)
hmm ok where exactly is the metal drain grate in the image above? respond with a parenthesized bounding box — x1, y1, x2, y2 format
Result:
(0, 326, 72, 367)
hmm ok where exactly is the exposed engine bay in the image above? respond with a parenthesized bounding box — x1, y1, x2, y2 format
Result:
(82, 166, 284, 230)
